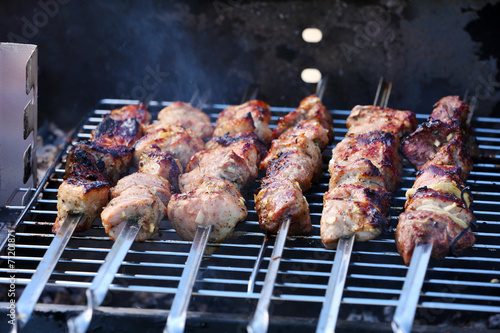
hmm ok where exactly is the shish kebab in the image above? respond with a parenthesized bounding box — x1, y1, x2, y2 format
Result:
(248, 81, 334, 333)
(16, 102, 151, 331)
(164, 96, 271, 333)
(316, 80, 418, 333)
(67, 100, 212, 333)
(392, 96, 477, 333)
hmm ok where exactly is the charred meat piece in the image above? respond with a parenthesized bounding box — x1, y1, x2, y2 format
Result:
(396, 210, 475, 265)
(346, 105, 417, 140)
(278, 119, 330, 151)
(90, 117, 144, 148)
(109, 103, 151, 129)
(328, 158, 387, 193)
(65, 141, 132, 185)
(133, 126, 204, 168)
(101, 186, 168, 242)
(430, 96, 470, 129)
(53, 176, 110, 234)
(321, 185, 389, 248)
(255, 178, 312, 236)
(330, 131, 401, 192)
(213, 100, 272, 145)
(138, 147, 182, 192)
(152, 101, 213, 140)
(167, 177, 247, 243)
(273, 95, 334, 143)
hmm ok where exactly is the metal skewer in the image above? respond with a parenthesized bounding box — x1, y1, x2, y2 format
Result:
(247, 232, 269, 294)
(67, 220, 141, 333)
(164, 225, 212, 333)
(16, 214, 84, 331)
(247, 218, 290, 333)
(315, 77, 392, 333)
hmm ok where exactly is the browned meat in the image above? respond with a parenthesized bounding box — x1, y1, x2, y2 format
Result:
(273, 95, 334, 143)
(213, 100, 272, 145)
(53, 176, 110, 234)
(321, 185, 389, 248)
(65, 141, 132, 185)
(132, 126, 204, 168)
(330, 131, 401, 192)
(346, 105, 417, 140)
(255, 178, 312, 235)
(396, 210, 475, 265)
(90, 117, 144, 148)
(101, 186, 168, 242)
(153, 101, 213, 140)
(430, 96, 470, 128)
(109, 103, 151, 128)
(167, 177, 247, 242)
(138, 147, 182, 192)
(278, 119, 330, 151)
(328, 158, 387, 193)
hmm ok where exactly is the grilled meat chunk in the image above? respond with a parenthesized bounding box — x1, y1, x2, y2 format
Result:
(153, 101, 213, 140)
(167, 177, 247, 242)
(138, 147, 182, 192)
(255, 178, 311, 235)
(346, 105, 417, 140)
(278, 119, 330, 151)
(109, 103, 151, 129)
(65, 141, 132, 185)
(53, 176, 110, 234)
(328, 158, 387, 192)
(101, 186, 167, 242)
(111, 172, 172, 207)
(213, 100, 272, 145)
(330, 131, 401, 192)
(430, 96, 470, 128)
(396, 210, 475, 265)
(273, 95, 334, 143)
(321, 185, 389, 248)
(90, 117, 144, 148)
(133, 126, 204, 168)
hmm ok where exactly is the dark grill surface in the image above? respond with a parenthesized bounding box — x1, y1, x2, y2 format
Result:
(1, 98, 500, 331)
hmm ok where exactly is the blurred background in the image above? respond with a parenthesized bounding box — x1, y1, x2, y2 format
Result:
(1, 0, 500, 132)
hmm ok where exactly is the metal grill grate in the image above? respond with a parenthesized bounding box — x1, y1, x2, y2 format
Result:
(1, 99, 500, 331)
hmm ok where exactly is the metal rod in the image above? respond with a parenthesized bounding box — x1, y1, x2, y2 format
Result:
(373, 77, 385, 106)
(381, 82, 393, 108)
(164, 225, 212, 333)
(316, 235, 355, 333)
(315, 75, 329, 101)
(391, 243, 433, 333)
(67, 219, 141, 333)
(16, 214, 84, 330)
(247, 218, 290, 333)
(247, 233, 269, 294)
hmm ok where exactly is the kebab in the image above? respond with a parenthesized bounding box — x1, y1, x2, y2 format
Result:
(164, 99, 271, 333)
(391, 96, 477, 333)
(67, 101, 212, 333)
(16, 103, 151, 330)
(396, 96, 477, 264)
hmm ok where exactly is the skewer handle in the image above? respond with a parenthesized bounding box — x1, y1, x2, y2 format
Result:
(316, 235, 355, 333)
(16, 214, 83, 330)
(67, 219, 141, 333)
(247, 218, 290, 333)
(247, 233, 269, 294)
(165, 225, 212, 333)
(392, 242, 433, 333)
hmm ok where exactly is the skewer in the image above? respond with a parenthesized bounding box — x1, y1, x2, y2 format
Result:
(247, 218, 290, 333)
(67, 220, 141, 333)
(164, 225, 212, 333)
(315, 77, 392, 333)
(391, 243, 433, 333)
(15, 214, 85, 331)
(391, 95, 477, 333)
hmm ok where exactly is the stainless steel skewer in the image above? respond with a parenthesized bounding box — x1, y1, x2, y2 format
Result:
(247, 218, 290, 333)
(315, 77, 392, 333)
(247, 233, 269, 294)
(67, 220, 141, 333)
(16, 214, 84, 331)
(391, 243, 433, 333)
(164, 225, 212, 333)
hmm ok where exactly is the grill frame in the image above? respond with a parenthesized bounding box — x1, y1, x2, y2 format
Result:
(1, 98, 500, 331)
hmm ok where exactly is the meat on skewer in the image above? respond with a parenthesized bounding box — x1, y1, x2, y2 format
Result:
(256, 95, 334, 236)
(396, 96, 477, 264)
(167, 100, 271, 243)
(100, 102, 214, 241)
(321, 105, 417, 249)
(53, 104, 151, 234)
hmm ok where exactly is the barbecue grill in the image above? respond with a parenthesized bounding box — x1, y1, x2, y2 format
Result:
(0, 97, 499, 332)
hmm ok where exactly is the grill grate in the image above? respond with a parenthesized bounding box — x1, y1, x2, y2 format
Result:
(1, 99, 500, 331)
